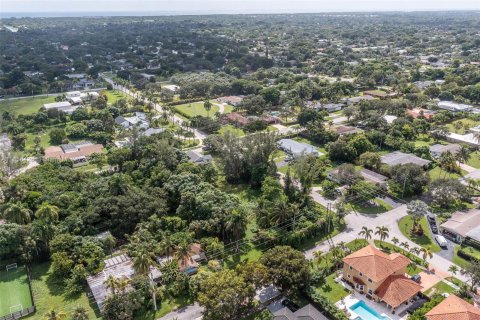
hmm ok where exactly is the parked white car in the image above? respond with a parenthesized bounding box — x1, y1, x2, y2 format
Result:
(435, 235, 448, 248)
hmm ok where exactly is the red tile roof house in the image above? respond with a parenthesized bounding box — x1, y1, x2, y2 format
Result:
(426, 294, 480, 320)
(342, 245, 423, 313)
(44, 141, 104, 167)
(223, 112, 250, 126)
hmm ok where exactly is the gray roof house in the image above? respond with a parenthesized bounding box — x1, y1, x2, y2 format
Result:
(273, 304, 329, 320)
(429, 144, 461, 159)
(360, 168, 388, 186)
(187, 150, 213, 164)
(278, 139, 322, 158)
(381, 151, 431, 167)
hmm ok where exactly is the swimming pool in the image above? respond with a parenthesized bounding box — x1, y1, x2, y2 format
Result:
(350, 300, 390, 320)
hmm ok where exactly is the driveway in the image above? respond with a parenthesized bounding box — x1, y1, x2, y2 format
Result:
(418, 270, 445, 293)
(435, 238, 456, 261)
(157, 303, 203, 320)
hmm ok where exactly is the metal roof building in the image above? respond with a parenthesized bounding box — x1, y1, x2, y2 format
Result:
(278, 139, 322, 158)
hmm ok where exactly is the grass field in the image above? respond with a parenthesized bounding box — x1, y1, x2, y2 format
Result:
(0, 96, 56, 115)
(348, 198, 393, 215)
(428, 166, 464, 180)
(26, 262, 100, 319)
(0, 266, 33, 317)
(446, 118, 480, 134)
(398, 216, 442, 253)
(466, 151, 480, 169)
(314, 273, 349, 302)
(102, 90, 128, 104)
(174, 101, 220, 118)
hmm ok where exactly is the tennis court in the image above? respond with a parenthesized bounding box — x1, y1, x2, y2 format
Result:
(0, 265, 33, 317)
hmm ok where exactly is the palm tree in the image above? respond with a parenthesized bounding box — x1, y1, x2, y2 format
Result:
(420, 247, 433, 265)
(3, 202, 32, 224)
(105, 275, 118, 295)
(132, 248, 158, 311)
(456, 145, 471, 164)
(391, 237, 399, 247)
(203, 100, 212, 118)
(35, 202, 60, 224)
(161, 236, 176, 257)
(313, 250, 323, 265)
(400, 241, 410, 253)
(375, 226, 390, 246)
(448, 265, 458, 279)
(174, 241, 192, 270)
(358, 226, 373, 242)
(226, 209, 248, 252)
(44, 309, 67, 320)
(438, 151, 458, 175)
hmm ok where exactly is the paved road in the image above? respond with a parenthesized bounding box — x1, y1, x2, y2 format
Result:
(157, 303, 204, 320)
(304, 202, 470, 283)
(100, 74, 208, 145)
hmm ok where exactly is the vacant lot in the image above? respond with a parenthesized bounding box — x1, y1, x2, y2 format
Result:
(102, 90, 128, 104)
(0, 265, 33, 317)
(0, 96, 56, 115)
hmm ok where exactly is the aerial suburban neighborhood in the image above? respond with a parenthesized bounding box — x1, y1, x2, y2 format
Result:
(0, 3, 480, 320)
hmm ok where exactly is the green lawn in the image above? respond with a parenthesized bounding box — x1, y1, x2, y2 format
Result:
(446, 118, 480, 134)
(0, 96, 56, 115)
(174, 101, 220, 118)
(314, 273, 349, 303)
(134, 294, 193, 320)
(424, 281, 456, 297)
(452, 245, 480, 269)
(466, 151, 480, 169)
(398, 216, 442, 253)
(428, 166, 464, 180)
(0, 266, 33, 317)
(219, 124, 245, 137)
(414, 135, 436, 148)
(26, 262, 100, 319)
(348, 198, 393, 215)
(102, 90, 128, 104)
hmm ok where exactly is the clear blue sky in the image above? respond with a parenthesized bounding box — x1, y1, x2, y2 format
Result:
(2, 0, 479, 13)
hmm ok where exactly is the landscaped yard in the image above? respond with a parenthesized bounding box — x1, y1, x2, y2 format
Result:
(428, 166, 464, 180)
(0, 266, 33, 317)
(348, 198, 393, 215)
(174, 101, 220, 118)
(452, 245, 480, 269)
(0, 96, 56, 115)
(466, 151, 480, 169)
(446, 118, 480, 134)
(26, 262, 100, 319)
(314, 273, 349, 302)
(102, 90, 128, 104)
(219, 124, 245, 137)
(398, 216, 442, 253)
(424, 281, 456, 296)
(134, 294, 194, 320)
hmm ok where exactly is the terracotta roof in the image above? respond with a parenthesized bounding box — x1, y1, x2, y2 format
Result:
(343, 245, 410, 282)
(375, 275, 422, 308)
(426, 295, 480, 320)
(45, 143, 103, 161)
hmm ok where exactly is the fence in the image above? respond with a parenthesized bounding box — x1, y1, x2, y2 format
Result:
(0, 307, 35, 320)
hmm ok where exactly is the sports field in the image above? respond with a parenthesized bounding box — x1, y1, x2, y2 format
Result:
(0, 265, 33, 317)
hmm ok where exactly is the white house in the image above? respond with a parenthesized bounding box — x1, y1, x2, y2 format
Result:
(43, 101, 79, 114)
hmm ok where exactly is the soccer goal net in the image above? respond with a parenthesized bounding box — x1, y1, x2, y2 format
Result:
(6, 263, 18, 271)
(9, 304, 23, 314)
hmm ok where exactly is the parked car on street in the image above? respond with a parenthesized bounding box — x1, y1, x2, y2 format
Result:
(411, 274, 422, 283)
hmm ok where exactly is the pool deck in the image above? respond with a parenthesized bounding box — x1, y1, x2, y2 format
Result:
(337, 294, 410, 320)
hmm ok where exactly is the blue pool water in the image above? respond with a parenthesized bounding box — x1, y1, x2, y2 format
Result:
(350, 301, 389, 320)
